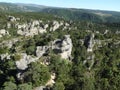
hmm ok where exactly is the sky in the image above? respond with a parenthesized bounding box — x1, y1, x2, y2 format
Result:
(0, 0, 120, 11)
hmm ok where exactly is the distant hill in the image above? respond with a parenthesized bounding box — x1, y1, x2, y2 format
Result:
(41, 8, 120, 23)
(0, 2, 120, 23)
(0, 2, 46, 12)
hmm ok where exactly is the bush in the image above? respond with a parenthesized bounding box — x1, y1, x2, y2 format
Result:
(23, 62, 51, 87)
(14, 54, 21, 61)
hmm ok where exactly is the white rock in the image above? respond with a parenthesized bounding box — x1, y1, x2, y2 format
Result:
(34, 86, 46, 90)
(7, 23, 11, 28)
(36, 46, 49, 58)
(8, 16, 16, 22)
(17, 21, 47, 36)
(84, 33, 95, 52)
(0, 29, 9, 36)
(38, 27, 47, 34)
(50, 21, 60, 31)
(44, 24, 49, 29)
(0, 53, 11, 60)
(52, 35, 73, 60)
(46, 73, 56, 86)
(16, 53, 38, 70)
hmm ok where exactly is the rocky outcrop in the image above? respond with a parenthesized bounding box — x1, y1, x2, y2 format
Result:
(16, 53, 38, 70)
(34, 86, 46, 90)
(35, 35, 73, 60)
(7, 23, 11, 28)
(8, 16, 20, 22)
(0, 53, 11, 60)
(50, 21, 61, 31)
(36, 46, 50, 58)
(83, 33, 95, 70)
(52, 35, 72, 60)
(84, 33, 95, 52)
(0, 29, 9, 38)
(46, 73, 56, 86)
(0, 38, 19, 48)
(8, 16, 16, 22)
(17, 20, 47, 36)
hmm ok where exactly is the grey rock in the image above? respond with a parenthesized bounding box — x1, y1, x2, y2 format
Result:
(8, 16, 16, 22)
(0, 53, 11, 60)
(35, 35, 73, 60)
(50, 21, 61, 31)
(17, 20, 47, 36)
(0, 38, 19, 48)
(34, 86, 46, 90)
(36, 46, 49, 58)
(52, 35, 73, 60)
(84, 33, 95, 52)
(0, 29, 9, 37)
(16, 53, 38, 70)
(7, 23, 11, 28)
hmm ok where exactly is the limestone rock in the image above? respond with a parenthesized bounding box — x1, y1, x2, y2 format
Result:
(44, 24, 49, 29)
(84, 33, 95, 52)
(0, 53, 11, 60)
(34, 86, 46, 90)
(50, 21, 61, 31)
(0, 38, 19, 48)
(52, 35, 73, 60)
(36, 46, 49, 58)
(35, 35, 73, 60)
(17, 20, 47, 36)
(0, 29, 9, 37)
(46, 73, 56, 86)
(16, 53, 38, 70)
(7, 23, 11, 28)
(8, 16, 16, 22)
(104, 29, 109, 34)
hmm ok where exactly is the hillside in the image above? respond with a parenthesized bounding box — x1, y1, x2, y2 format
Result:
(41, 8, 120, 23)
(0, 2, 46, 12)
(1, 2, 120, 23)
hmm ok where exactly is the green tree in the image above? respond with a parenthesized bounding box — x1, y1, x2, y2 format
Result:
(24, 62, 50, 87)
(17, 83, 33, 90)
(53, 82, 65, 90)
(3, 82, 17, 90)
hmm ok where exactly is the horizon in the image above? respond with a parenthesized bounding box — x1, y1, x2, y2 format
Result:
(0, 0, 120, 12)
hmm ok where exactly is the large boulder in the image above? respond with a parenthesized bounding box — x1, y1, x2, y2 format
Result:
(0, 29, 9, 37)
(8, 16, 16, 22)
(50, 21, 61, 31)
(0, 53, 11, 60)
(36, 46, 50, 58)
(16, 53, 38, 70)
(52, 35, 73, 60)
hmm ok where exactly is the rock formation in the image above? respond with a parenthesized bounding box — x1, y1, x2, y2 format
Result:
(84, 33, 95, 70)
(8, 16, 16, 22)
(36, 46, 50, 58)
(35, 35, 73, 60)
(0, 29, 9, 38)
(84, 33, 95, 52)
(52, 35, 73, 60)
(16, 53, 38, 70)
(17, 20, 47, 36)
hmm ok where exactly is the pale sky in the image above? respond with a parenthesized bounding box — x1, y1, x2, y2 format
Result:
(0, 0, 120, 11)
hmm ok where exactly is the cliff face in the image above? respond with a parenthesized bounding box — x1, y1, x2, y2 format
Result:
(52, 35, 72, 59)
(84, 33, 95, 52)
